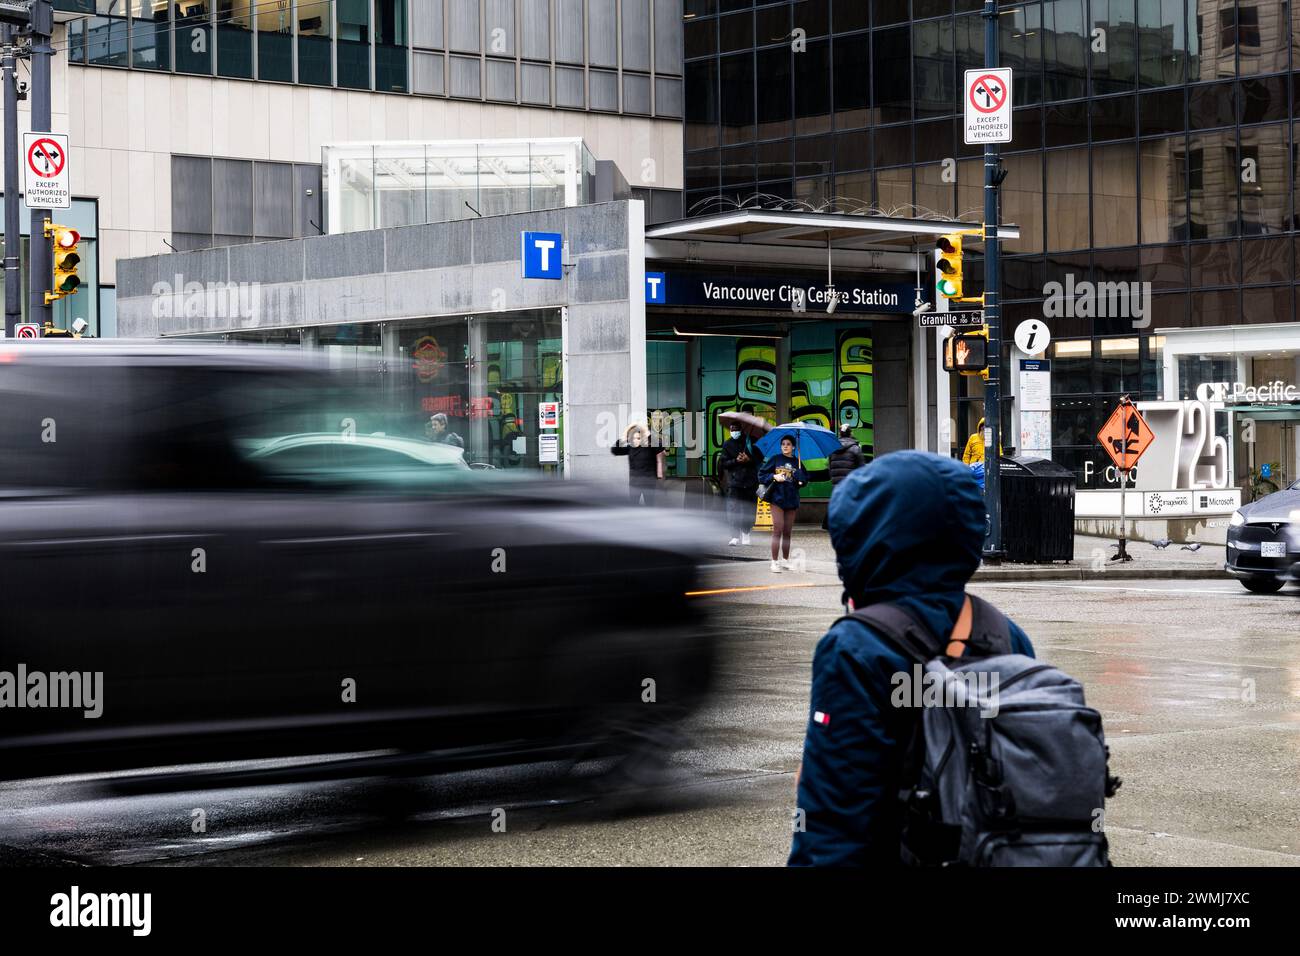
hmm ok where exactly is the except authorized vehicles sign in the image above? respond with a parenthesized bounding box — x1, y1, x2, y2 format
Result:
(964, 69, 1012, 145)
(23, 132, 70, 209)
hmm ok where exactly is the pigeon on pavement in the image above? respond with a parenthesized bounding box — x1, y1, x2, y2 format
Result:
(1181, 543, 1202, 552)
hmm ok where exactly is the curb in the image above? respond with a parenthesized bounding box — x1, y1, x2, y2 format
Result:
(973, 567, 1228, 582)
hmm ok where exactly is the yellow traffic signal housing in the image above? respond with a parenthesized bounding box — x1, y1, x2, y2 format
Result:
(43, 220, 82, 305)
(935, 234, 963, 299)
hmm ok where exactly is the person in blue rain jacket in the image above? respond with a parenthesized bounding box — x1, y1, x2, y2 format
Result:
(757, 434, 808, 573)
(789, 450, 1035, 867)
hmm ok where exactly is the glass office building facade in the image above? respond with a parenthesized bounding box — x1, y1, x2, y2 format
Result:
(683, 0, 1300, 487)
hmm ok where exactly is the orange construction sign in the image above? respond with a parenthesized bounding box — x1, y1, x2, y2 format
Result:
(1096, 400, 1155, 471)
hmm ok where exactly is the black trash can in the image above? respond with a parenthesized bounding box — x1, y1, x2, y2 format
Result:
(998, 456, 1076, 563)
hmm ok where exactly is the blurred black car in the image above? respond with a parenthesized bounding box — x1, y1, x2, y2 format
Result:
(1225, 484, 1300, 593)
(0, 342, 716, 781)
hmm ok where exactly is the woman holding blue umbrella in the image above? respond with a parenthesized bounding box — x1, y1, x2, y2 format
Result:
(757, 433, 809, 572)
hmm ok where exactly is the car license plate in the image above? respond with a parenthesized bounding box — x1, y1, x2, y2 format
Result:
(1261, 541, 1286, 558)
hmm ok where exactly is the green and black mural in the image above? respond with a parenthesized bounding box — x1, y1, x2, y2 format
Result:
(699, 326, 874, 497)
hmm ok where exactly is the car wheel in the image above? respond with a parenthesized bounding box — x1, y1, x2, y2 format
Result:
(1241, 575, 1285, 594)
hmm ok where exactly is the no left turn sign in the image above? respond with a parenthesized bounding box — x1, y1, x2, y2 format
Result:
(23, 131, 71, 209)
(964, 68, 1012, 145)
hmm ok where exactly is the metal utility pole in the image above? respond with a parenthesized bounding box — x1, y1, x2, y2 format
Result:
(26, 0, 51, 330)
(981, 0, 1005, 561)
(2, 22, 19, 335)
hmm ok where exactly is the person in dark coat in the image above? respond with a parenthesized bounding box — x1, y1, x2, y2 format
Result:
(719, 424, 760, 546)
(611, 423, 664, 506)
(757, 434, 808, 572)
(789, 451, 1035, 866)
(822, 424, 866, 529)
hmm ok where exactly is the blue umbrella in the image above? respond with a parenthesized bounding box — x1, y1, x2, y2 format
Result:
(755, 422, 842, 461)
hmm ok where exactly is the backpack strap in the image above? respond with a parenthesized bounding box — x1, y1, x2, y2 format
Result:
(833, 602, 944, 665)
(964, 594, 1014, 657)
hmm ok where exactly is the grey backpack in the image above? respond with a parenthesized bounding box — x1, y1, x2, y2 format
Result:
(842, 596, 1120, 867)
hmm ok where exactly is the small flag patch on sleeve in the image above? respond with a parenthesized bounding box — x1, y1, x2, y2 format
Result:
(813, 711, 830, 726)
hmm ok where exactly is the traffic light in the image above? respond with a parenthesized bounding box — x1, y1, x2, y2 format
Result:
(44, 220, 81, 305)
(943, 325, 991, 376)
(935, 233, 963, 299)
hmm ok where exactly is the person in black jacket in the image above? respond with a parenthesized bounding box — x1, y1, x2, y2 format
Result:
(822, 424, 866, 529)
(719, 424, 760, 546)
(611, 423, 664, 506)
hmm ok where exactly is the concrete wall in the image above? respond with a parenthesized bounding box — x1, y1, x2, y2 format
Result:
(115, 201, 645, 482)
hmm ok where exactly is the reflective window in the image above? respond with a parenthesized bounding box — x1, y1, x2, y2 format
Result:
(216, 0, 253, 79)
(1138, 87, 1184, 136)
(1042, 0, 1087, 101)
(1188, 80, 1235, 130)
(720, 10, 752, 54)
(794, 39, 831, 135)
(1090, 0, 1136, 95)
(912, 17, 954, 121)
(486, 0, 516, 55)
(756, 47, 792, 140)
(1002, 1, 1043, 105)
(720, 53, 755, 143)
(1239, 123, 1289, 235)
(1092, 141, 1133, 248)
(131, 0, 169, 70)
(1137, 0, 1187, 88)
(833, 32, 870, 129)
(755, 140, 792, 183)
(173, 0, 210, 75)
(257, 0, 293, 82)
(1090, 95, 1135, 141)
(1002, 151, 1045, 253)
(915, 162, 955, 218)
(1139, 136, 1188, 243)
(872, 26, 911, 124)
(298, 0, 333, 86)
(377, 0, 409, 92)
(1187, 129, 1239, 239)
(337, 0, 373, 90)
(1046, 146, 1091, 251)
(686, 59, 719, 149)
(555, 0, 584, 64)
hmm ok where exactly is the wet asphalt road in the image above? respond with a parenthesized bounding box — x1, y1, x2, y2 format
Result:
(1, 559, 1298, 867)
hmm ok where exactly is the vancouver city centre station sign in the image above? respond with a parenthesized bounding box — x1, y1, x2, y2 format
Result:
(652, 272, 916, 314)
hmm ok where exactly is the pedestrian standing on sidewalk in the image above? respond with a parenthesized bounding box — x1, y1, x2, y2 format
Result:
(758, 434, 807, 573)
(720, 423, 759, 546)
(611, 423, 665, 506)
(822, 424, 866, 530)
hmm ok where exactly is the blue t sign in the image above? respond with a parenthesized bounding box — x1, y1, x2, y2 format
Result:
(521, 231, 563, 279)
(645, 271, 666, 304)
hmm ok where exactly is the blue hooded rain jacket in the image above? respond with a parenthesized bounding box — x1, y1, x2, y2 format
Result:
(788, 450, 1034, 866)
